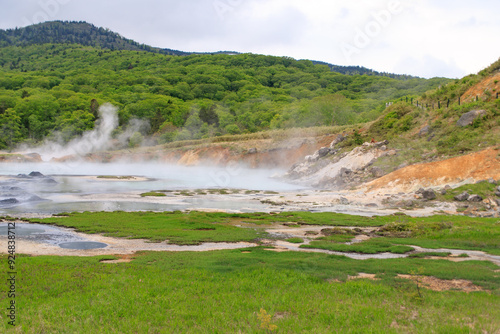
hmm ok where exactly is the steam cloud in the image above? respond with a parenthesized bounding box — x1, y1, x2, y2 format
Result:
(25, 103, 121, 161)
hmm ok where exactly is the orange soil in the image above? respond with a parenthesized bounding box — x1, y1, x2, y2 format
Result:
(71, 135, 336, 168)
(365, 147, 500, 192)
(461, 72, 500, 103)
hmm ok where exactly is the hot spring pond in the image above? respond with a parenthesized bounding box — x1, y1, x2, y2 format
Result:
(0, 162, 304, 215)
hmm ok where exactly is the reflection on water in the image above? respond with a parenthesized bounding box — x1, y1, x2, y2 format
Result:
(0, 223, 109, 249)
(0, 162, 302, 215)
(3, 199, 270, 215)
(0, 222, 94, 245)
(0, 162, 299, 191)
(0, 225, 46, 236)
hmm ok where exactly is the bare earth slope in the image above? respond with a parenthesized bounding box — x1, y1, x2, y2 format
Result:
(461, 72, 500, 103)
(364, 147, 500, 193)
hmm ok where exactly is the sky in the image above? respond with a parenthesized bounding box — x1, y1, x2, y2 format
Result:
(1, 0, 499, 78)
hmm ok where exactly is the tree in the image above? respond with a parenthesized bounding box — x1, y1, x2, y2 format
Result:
(90, 99, 99, 119)
(128, 132, 144, 148)
(0, 108, 22, 149)
(55, 110, 95, 142)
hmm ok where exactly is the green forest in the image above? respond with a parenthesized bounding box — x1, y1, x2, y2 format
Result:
(0, 22, 451, 150)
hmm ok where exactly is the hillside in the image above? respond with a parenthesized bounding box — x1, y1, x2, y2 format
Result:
(279, 58, 499, 193)
(1, 21, 417, 78)
(0, 21, 198, 56)
(0, 24, 449, 150)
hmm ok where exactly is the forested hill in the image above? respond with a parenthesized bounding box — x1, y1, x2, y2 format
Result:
(310, 61, 415, 79)
(2, 21, 414, 78)
(0, 21, 235, 56)
(0, 23, 451, 150)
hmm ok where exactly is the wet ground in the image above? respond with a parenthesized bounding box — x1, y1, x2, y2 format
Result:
(1, 163, 497, 264)
(0, 222, 108, 250)
(2, 221, 499, 266)
(0, 162, 458, 218)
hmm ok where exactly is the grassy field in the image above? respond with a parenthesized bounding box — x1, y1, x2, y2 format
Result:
(1, 211, 498, 332)
(1, 249, 499, 333)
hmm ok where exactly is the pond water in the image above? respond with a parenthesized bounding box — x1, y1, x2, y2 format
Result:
(0, 222, 108, 250)
(0, 162, 305, 215)
(59, 241, 108, 250)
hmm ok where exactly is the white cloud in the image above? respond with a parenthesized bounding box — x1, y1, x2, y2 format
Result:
(394, 55, 465, 78)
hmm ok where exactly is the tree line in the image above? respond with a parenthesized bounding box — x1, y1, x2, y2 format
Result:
(0, 43, 450, 149)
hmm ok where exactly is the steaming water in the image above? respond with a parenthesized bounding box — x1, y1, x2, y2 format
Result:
(4, 103, 309, 215)
(0, 162, 305, 215)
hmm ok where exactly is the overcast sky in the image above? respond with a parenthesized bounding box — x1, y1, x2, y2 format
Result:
(1, 0, 499, 78)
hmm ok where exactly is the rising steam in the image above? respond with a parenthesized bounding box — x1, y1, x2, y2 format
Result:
(26, 103, 120, 161)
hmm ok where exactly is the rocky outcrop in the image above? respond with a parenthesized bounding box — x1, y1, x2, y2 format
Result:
(0, 171, 54, 208)
(419, 126, 430, 136)
(421, 189, 437, 200)
(284, 139, 391, 189)
(454, 192, 470, 201)
(467, 194, 483, 202)
(456, 110, 486, 127)
(0, 198, 19, 205)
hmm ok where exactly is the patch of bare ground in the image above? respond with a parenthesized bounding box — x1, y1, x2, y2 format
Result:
(273, 312, 291, 321)
(397, 275, 485, 293)
(327, 278, 342, 283)
(49, 133, 338, 168)
(100, 254, 135, 264)
(264, 246, 290, 253)
(348, 273, 380, 281)
(461, 72, 500, 103)
(364, 147, 500, 193)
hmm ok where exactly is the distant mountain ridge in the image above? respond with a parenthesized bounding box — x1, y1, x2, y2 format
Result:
(0, 21, 236, 57)
(0, 20, 417, 79)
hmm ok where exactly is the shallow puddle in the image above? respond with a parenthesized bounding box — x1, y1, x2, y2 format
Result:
(59, 241, 108, 250)
(0, 225, 46, 236)
(0, 222, 100, 248)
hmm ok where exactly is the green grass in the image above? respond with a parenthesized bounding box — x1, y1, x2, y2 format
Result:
(376, 218, 500, 255)
(302, 237, 414, 254)
(285, 237, 304, 244)
(318, 234, 356, 243)
(140, 192, 167, 197)
(438, 180, 499, 201)
(28, 211, 500, 254)
(373, 217, 500, 255)
(29, 211, 267, 245)
(408, 252, 452, 258)
(2, 249, 499, 333)
(5, 211, 500, 332)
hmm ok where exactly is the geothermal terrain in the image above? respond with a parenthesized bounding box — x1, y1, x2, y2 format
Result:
(0, 21, 499, 333)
